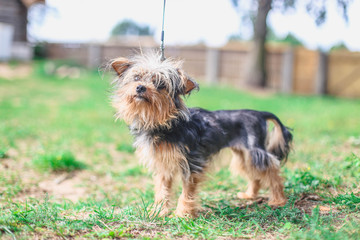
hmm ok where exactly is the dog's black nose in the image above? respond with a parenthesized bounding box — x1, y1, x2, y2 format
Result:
(136, 85, 147, 93)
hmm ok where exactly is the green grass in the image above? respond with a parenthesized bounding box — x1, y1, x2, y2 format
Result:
(32, 151, 87, 172)
(116, 142, 136, 153)
(0, 148, 7, 158)
(0, 61, 360, 239)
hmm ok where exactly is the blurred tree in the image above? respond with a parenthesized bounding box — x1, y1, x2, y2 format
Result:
(33, 41, 48, 59)
(267, 27, 303, 46)
(281, 33, 303, 46)
(228, 34, 243, 41)
(230, 0, 353, 87)
(111, 19, 154, 36)
(330, 42, 348, 51)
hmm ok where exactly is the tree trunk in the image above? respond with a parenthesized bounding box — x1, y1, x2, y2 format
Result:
(246, 0, 272, 87)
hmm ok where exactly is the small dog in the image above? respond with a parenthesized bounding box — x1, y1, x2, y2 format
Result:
(110, 52, 293, 217)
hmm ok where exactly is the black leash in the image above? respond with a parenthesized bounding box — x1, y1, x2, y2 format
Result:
(160, 0, 166, 61)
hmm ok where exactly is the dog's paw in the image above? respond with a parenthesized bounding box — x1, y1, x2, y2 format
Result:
(175, 204, 198, 218)
(149, 206, 170, 218)
(268, 199, 287, 207)
(175, 208, 197, 218)
(237, 192, 256, 199)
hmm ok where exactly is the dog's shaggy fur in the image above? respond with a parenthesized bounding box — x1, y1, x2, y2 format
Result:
(111, 52, 293, 217)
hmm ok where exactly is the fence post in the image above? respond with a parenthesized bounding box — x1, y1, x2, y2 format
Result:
(87, 44, 102, 69)
(315, 51, 328, 95)
(206, 48, 220, 84)
(0, 23, 14, 61)
(281, 47, 294, 94)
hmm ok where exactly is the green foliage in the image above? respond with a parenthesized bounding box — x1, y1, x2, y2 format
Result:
(0, 149, 7, 158)
(230, 0, 352, 27)
(291, 211, 360, 239)
(32, 151, 86, 173)
(329, 193, 360, 210)
(33, 42, 48, 60)
(111, 19, 154, 36)
(282, 33, 303, 46)
(330, 42, 349, 51)
(343, 153, 360, 177)
(267, 27, 303, 46)
(285, 169, 325, 193)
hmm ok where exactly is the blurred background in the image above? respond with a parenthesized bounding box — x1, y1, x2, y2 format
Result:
(1, 2, 360, 238)
(1, 0, 360, 97)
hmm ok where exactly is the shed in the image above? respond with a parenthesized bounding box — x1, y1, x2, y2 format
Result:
(0, 0, 45, 60)
(0, 0, 45, 41)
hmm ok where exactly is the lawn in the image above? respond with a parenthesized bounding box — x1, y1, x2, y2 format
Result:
(0, 61, 360, 239)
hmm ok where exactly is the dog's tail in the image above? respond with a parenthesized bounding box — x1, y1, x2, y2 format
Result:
(262, 112, 293, 164)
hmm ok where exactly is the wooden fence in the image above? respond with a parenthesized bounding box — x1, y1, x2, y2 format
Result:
(46, 42, 360, 98)
(327, 51, 360, 98)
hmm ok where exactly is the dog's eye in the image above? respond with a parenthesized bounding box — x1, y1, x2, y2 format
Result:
(155, 81, 166, 90)
(134, 75, 141, 81)
(151, 77, 166, 90)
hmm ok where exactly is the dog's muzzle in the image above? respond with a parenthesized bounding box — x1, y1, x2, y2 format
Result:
(136, 85, 147, 94)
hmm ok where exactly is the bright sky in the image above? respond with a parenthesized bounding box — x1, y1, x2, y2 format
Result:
(31, 0, 360, 51)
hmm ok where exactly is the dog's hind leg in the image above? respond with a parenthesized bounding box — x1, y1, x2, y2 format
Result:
(248, 148, 287, 206)
(237, 179, 261, 199)
(230, 148, 261, 199)
(264, 167, 287, 206)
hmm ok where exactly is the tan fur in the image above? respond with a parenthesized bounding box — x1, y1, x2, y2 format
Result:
(175, 173, 205, 217)
(230, 147, 287, 206)
(237, 180, 261, 199)
(111, 52, 197, 131)
(111, 57, 131, 76)
(152, 173, 174, 216)
(112, 81, 184, 130)
(266, 119, 286, 155)
(135, 141, 189, 180)
(136, 141, 192, 216)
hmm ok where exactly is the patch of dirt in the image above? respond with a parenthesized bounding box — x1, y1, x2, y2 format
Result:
(38, 172, 87, 202)
(0, 152, 88, 202)
(1, 140, 151, 204)
(294, 193, 322, 214)
(294, 193, 339, 215)
(12, 168, 117, 203)
(0, 63, 32, 80)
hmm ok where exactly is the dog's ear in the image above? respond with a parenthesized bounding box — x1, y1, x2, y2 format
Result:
(184, 78, 198, 94)
(177, 69, 199, 95)
(111, 57, 132, 76)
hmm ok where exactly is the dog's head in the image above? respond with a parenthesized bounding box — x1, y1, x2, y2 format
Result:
(111, 51, 198, 130)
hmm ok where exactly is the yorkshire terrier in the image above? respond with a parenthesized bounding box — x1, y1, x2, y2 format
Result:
(110, 52, 293, 217)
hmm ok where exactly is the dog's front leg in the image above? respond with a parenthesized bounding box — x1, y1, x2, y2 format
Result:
(152, 173, 173, 216)
(175, 173, 203, 218)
